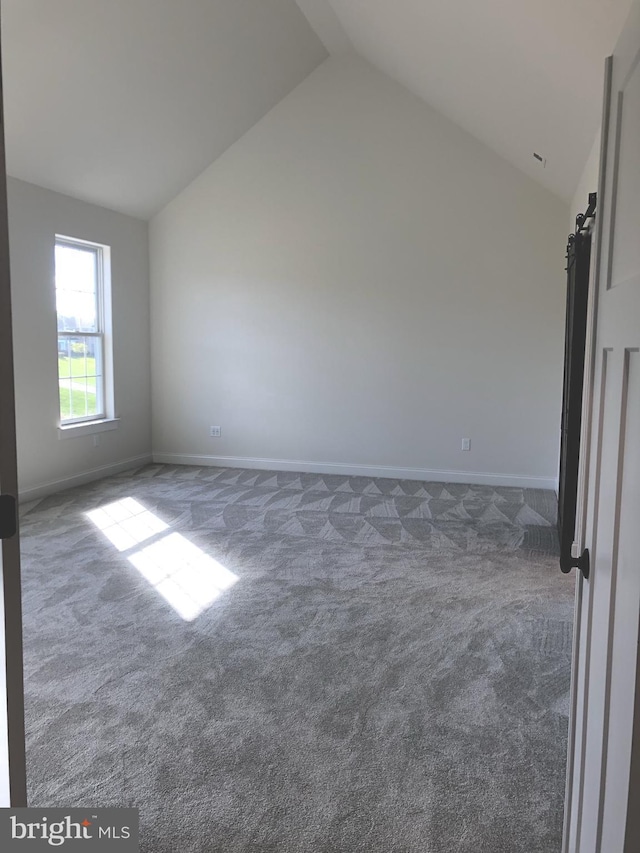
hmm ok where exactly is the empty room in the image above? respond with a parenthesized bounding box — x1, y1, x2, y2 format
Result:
(1, 1, 639, 852)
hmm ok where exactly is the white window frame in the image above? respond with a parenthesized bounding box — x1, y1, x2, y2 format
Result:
(55, 235, 118, 438)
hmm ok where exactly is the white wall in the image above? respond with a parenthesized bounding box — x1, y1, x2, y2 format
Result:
(570, 131, 601, 229)
(8, 178, 152, 499)
(150, 55, 569, 489)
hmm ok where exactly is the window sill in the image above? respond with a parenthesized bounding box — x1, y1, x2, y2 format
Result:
(58, 418, 120, 440)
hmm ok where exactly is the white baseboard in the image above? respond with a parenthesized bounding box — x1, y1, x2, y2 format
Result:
(151, 452, 557, 491)
(19, 453, 153, 503)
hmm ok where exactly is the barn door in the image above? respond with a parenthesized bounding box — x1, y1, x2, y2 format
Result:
(563, 3, 640, 851)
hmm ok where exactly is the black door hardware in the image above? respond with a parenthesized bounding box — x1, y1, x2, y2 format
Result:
(558, 193, 595, 580)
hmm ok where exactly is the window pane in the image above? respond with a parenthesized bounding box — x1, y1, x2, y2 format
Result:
(57, 337, 71, 375)
(70, 381, 88, 419)
(59, 378, 71, 421)
(55, 243, 99, 333)
(58, 334, 104, 422)
(87, 388, 99, 418)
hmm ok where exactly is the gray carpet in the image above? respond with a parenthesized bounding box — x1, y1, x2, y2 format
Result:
(19, 464, 573, 852)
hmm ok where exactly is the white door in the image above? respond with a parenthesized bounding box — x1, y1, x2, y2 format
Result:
(0, 15, 27, 807)
(564, 2, 640, 851)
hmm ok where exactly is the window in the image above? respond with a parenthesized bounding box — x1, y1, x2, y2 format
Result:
(55, 236, 112, 426)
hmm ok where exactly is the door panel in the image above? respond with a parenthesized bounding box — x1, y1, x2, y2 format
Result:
(608, 65, 640, 290)
(578, 345, 622, 852)
(564, 3, 640, 851)
(601, 350, 640, 850)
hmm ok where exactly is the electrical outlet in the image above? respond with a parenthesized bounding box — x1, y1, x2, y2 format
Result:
(93, 434, 100, 448)
(461, 438, 471, 451)
(210, 426, 221, 438)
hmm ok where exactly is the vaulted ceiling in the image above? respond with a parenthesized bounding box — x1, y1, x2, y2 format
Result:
(1, 0, 632, 218)
(297, 0, 632, 203)
(1, 0, 327, 218)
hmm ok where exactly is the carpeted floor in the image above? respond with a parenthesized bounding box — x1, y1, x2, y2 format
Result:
(19, 464, 573, 852)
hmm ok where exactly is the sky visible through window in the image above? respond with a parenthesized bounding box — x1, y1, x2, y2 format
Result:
(55, 243, 98, 331)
